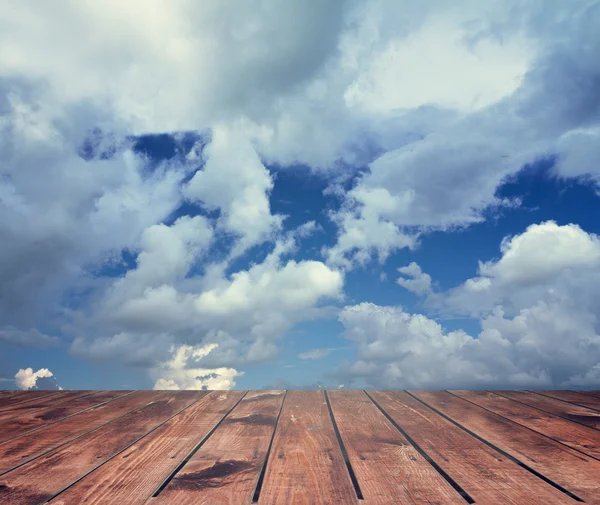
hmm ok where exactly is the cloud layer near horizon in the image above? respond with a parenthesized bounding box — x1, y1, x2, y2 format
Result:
(1, 0, 600, 389)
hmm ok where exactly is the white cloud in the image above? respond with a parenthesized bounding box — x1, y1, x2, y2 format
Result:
(14, 367, 61, 390)
(298, 349, 332, 360)
(1, 0, 600, 390)
(479, 221, 600, 286)
(152, 343, 241, 390)
(326, 0, 600, 266)
(71, 234, 344, 369)
(441, 221, 600, 317)
(339, 221, 600, 388)
(396, 262, 432, 295)
(183, 125, 282, 256)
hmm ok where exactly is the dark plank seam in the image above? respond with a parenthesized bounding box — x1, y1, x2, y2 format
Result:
(0, 391, 164, 477)
(530, 390, 600, 414)
(364, 390, 475, 504)
(0, 391, 63, 412)
(414, 391, 584, 503)
(324, 390, 364, 500)
(251, 390, 288, 503)
(0, 390, 137, 445)
(44, 391, 209, 505)
(150, 390, 249, 498)
(0, 391, 98, 425)
(492, 391, 600, 432)
(447, 391, 600, 462)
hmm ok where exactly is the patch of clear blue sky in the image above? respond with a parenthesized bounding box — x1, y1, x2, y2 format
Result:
(6, 132, 599, 389)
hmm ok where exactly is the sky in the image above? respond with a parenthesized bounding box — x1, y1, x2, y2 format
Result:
(1, 0, 600, 391)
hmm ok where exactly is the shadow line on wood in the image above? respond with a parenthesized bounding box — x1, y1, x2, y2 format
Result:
(364, 390, 475, 504)
(422, 391, 585, 503)
(150, 390, 249, 498)
(493, 391, 600, 432)
(251, 390, 288, 503)
(45, 392, 208, 504)
(324, 390, 364, 501)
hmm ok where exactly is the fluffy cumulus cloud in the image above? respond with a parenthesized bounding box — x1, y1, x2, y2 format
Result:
(396, 262, 432, 296)
(339, 222, 600, 388)
(326, 0, 600, 266)
(153, 343, 241, 390)
(14, 368, 61, 390)
(1, 1, 600, 388)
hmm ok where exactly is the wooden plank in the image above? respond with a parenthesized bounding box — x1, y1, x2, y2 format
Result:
(0, 391, 203, 505)
(0, 390, 165, 475)
(150, 390, 283, 505)
(0, 390, 92, 423)
(258, 390, 359, 505)
(0, 390, 131, 443)
(536, 390, 600, 412)
(370, 390, 579, 505)
(495, 390, 600, 430)
(453, 390, 600, 460)
(0, 390, 61, 410)
(412, 390, 600, 504)
(327, 390, 466, 505)
(48, 390, 245, 505)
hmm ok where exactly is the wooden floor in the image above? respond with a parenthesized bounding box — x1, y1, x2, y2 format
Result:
(0, 390, 599, 504)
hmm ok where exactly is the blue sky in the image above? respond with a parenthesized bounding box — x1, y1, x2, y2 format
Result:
(2, 0, 600, 391)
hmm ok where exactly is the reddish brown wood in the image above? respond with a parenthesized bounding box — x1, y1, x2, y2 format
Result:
(453, 390, 600, 460)
(48, 390, 244, 505)
(258, 390, 359, 505)
(0, 390, 165, 474)
(412, 390, 600, 504)
(370, 390, 579, 505)
(494, 390, 600, 430)
(0, 390, 61, 410)
(327, 390, 465, 505)
(0, 390, 131, 443)
(151, 390, 283, 505)
(0, 391, 202, 505)
(0, 390, 92, 423)
(536, 390, 600, 412)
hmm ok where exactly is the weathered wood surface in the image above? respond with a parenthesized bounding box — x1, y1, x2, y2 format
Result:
(0, 390, 162, 475)
(370, 390, 579, 504)
(494, 390, 600, 430)
(0, 390, 129, 443)
(152, 390, 282, 505)
(0, 390, 61, 410)
(537, 390, 600, 412)
(0, 390, 598, 505)
(453, 390, 600, 460)
(0, 390, 92, 423)
(327, 390, 465, 505)
(412, 390, 600, 504)
(258, 390, 359, 505)
(51, 390, 244, 505)
(0, 391, 202, 504)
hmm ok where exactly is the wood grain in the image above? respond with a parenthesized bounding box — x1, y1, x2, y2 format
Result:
(370, 390, 578, 505)
(412, 390, 600, 504)
(452, 390, 600, 460)
(0, 391, 202, 505)
(536, 390, 600, 412)
(0, 390, 61, 410)
(0, 390, 92, 424)
(49, 390, 244, 505)
(0, 390, 131, 443)
(327, 390, 465, 505)
(151, 390, 283, 505)
(258, 390, 359, 505)
(494, 390, 600, 430)
(0, 390, 165, 475)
